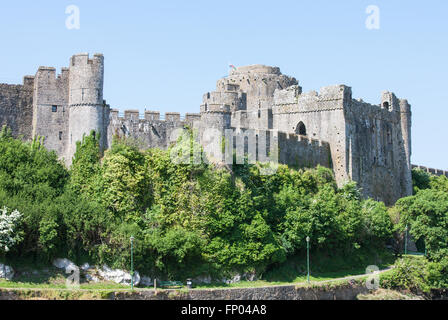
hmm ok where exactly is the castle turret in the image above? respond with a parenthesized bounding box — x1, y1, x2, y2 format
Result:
(67, 53, 109, 164)
(199, 92, 232, 163)
(399, 99, 413, 196)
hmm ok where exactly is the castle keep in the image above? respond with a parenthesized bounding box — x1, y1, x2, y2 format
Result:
(0, 53, 425, 205)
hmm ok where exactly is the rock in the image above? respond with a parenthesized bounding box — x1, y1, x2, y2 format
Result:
(222, 274, 241, 284)
(85, 274, 100, 283)
(140, 276, 153, 287)
(0, 264, 14, 280)
(80, 263, 91, 271)
(193, 275, 212, 284)
(97, 265, 140, 286)
(243, 272, 258, 282)
(53, 258, 77, 271)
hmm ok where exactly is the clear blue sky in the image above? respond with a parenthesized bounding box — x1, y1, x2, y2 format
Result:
(0, 0, 447, 169)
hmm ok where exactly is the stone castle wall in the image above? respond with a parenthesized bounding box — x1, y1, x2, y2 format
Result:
(0, 77, 34, 140)
(412, 165, 448, 177)
(0, 55, 419, 205)
(108, 109, 201, 150)
(273, 84, 349, 188)
(345, 93, 412, 204)
(32, 66, 70, 159)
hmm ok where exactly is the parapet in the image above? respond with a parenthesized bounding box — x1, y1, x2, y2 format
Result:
(412, 165, 448, 177)
(231, 65, 281, 75)
(22, 76, 35, 89)
(165, 112, 181, 122)
(70, 53, 104, 67)
(145, 111, 160, 121)
(274, 85, 302, 105)
(110, 109, 193, 122)
(124, 109, 140, 121)
(319, 85, 352, 101)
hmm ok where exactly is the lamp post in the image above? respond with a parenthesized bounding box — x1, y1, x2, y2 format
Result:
(130, 235, 134, 290)
(306, 236, 310, 283)
(404, 225, 408, 255)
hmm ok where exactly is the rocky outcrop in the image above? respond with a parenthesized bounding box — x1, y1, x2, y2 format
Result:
(97, 265, 140, 286)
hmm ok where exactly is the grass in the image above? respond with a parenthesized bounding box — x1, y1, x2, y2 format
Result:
(1, 249, 396, 291)
(357, 289, 424, 300)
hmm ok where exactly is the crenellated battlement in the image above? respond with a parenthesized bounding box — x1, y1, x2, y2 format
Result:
(412, 165, 448, 177)
(110, 109, 200, 122)
(70, 53, 104, 67)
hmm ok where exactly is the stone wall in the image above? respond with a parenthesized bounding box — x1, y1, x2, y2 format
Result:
(0, 77, 34, 140)
(412, 164, 448, 177)
(113, 282, 370, 300)
(108, 109, 201, 150)
(273, 85, 349, 188)
(32, 66, 70, 160)
(273, 84, 413, 205)
(277, 132, 331, 168)
(345, 94, 412, 205)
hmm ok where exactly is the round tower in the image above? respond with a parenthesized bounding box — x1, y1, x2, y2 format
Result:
(67, 53, 108, 164)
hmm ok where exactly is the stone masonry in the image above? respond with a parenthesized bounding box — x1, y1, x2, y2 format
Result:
(0, 53, 433, 205)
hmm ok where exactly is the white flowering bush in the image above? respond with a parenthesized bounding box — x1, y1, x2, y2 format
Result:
(0, 206, 23, 253)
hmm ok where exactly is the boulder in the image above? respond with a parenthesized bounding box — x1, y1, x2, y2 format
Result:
(97, 265, 140, 286)
(243, 272, 258, 282)
(53, 258, 77, 271)
(222, 274, 241, 284)
(85, 273, 100, 283)
(140, 276, 153, 287)
(193, 275, 212, 284)
(0, 264, 14, 280)
(80, 263, 91, 271)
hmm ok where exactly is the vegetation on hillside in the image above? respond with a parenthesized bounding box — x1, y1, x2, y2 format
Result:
(0, 126, 446, 288)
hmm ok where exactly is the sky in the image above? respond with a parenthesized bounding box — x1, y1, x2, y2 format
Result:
(0, 0, 447, 170)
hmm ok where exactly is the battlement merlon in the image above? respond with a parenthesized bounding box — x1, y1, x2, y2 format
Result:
(230, 65, 282, 75)
(70, 53, 104, 67)
(22, 76, 35, 89)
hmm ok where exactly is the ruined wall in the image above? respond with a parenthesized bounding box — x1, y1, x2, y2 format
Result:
(0, 77, 34, 140)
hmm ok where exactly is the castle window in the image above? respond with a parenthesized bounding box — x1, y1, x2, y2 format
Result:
(295, 121, 307, 136)
(59, 131, 63, 141)
(258, 110, 261, 118)
(383, 101, 389, 109)
(52, 105, 57, 112)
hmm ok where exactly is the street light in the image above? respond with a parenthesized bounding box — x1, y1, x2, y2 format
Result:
(306, 236, 310, 283)
(130, 235, 135, 290)
(404, 225, 408, 255)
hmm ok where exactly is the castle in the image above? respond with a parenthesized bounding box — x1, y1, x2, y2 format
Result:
(0, 53, 442, 205)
